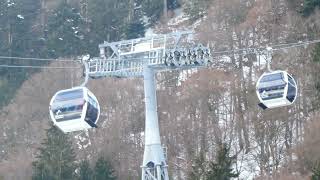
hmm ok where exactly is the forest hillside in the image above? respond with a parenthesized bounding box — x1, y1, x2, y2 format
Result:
(1, 0, 320, 179)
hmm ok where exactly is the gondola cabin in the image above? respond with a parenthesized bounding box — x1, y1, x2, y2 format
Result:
(256, 70, 297, 110)
(49, 87, 100, 133)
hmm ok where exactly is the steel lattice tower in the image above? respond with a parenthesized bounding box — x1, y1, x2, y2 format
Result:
(85, 31, 211, 180)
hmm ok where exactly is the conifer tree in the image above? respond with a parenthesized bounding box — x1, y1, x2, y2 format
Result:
(302, 0, 320, 17)
(313, 44, 320, 63)
(78, 160, 94, 180)
(311, 161, 320, 180)
(188, 143, 239, 180)
(183, 0, 210, 21)
(32, 126, 77, 180)
(0, 0, 41, 108)
(94, 157, 116, 180)
(125, 20, 145, 39)
(205, 144, 239, 180)
(86, 0, 130, 54)
(312, 44, 320, 105)
(188, 152, 207, 180)
(47, 0, 86, 57)
(141, 0, 164, 24)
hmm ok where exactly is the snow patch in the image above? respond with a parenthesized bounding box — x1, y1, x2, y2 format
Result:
(145, 28, 155, 37)
(177, 69, 197, 86)
(74, 130, 91, 150)
(7, 0, 15, 7)
(218, 55, 232, 63)
(142, 15, 150, 25)
(167, 8, 189, 26)
(17, 14, 24, 19)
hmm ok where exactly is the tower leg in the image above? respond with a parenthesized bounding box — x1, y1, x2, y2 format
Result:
(141, 67, 169, 180)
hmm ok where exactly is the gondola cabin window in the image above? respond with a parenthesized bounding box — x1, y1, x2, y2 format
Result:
(51, 89, 84, 122)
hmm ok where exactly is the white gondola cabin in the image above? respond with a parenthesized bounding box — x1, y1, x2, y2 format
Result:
(49, 87, 100, 133)
(256, 70, 297, 110)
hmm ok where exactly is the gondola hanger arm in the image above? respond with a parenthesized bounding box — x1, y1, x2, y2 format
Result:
(266, 46, 273, 72)
(80, 54, 90, 87)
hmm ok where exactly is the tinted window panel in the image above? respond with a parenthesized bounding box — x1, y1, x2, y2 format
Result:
(260, 73, 283, 82)
(55, 89, 83, 101)
(53, 104, 83, 122)
(260, 90, 284, 100)
(85, 102, 98, 125)
(259, 84, 285, 93)
(288, 75, 296, 86)
(51, 99, 84, 111)
(286, 83, 296, 102)
(88, 95, 98, 108)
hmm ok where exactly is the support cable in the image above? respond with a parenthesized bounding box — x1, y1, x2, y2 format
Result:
(0, 56, 75, 62)
(0, 38, 320, 70)
(0, 64, 80, 69)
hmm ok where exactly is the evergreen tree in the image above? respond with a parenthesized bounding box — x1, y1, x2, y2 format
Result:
(0, 0, 42, 108)
(183, 0, 211, 21)
(94, 157, 116, 180)
(313, 44, 320, 63)
(205, 144, 239, 180)
(141, 0, 163, 24)
(302, 0, 320, 17)
(125, 0, 145, 39)
(312, 162, 320, 180)
(86, 0, 131, 54)
(189, 144, 239, 180)
(32, 126, 77, 180)
(47, 0, 86, 57)
(0, 0, 40, 56)
(125, 20, 145, 39)
(188, 152, 207, 180)
(312, 44, 320, 104)
(167, 0, 180, 10)
(78, 160, 94, 180)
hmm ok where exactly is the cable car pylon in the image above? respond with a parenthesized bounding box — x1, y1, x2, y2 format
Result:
(141, 66, 169, 180)
(84, 31, 211, 180)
